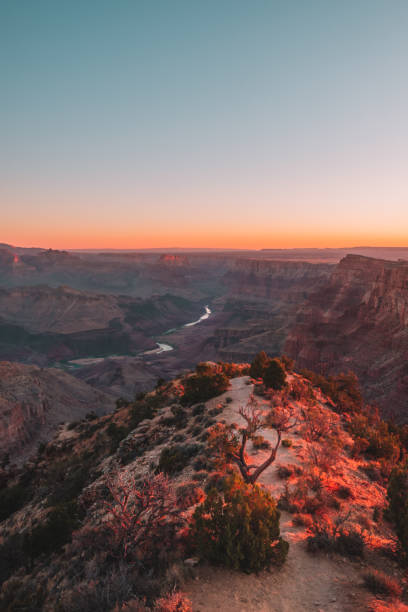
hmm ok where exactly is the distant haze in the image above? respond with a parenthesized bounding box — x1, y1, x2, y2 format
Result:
(1, 1, 408, 248)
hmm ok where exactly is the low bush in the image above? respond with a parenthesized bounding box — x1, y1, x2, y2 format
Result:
(263, 359, 287, 390)
(190, 476, 289, 572)
(335, 528, 365, 557)
(158, 444, 202, 475)
(192, 404, 206, 416)
(281, 439, 293, 448)
(176, 483, 205, 510)
(129, 400, 155, 429)
(277, 464, 296, 479)
(306, 519, 365, 558)
(193, 454, 211, 472)
(387, 464, 408, 557)
(154, 591, 192, 612)
(181, 366, 229, 405)
(363, 569, 402, 597)
(252, 435, 271, 450)
(335, 485, 353, 500)
(292, 513, 313, 528)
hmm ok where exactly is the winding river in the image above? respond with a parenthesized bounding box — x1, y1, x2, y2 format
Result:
(67, 304, 212, 365)
(143, 304, 212, 355)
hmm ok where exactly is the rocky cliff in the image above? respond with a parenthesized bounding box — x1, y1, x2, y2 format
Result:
(0, 361, 114, 460)
(211, 260, 332, 361)
(224, 259, 332, 299)
(285, 254, 408, 419)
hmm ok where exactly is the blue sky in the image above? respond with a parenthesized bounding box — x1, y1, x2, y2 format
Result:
(1, 0, 407, 248)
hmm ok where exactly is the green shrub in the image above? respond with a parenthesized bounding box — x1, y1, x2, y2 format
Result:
(158, 444, 201, 475)
(181, 369, 229, 405)
(129, 401, 154, 428)
(192, 403, 206, 416)
(249, 351, 269, 379)
(190, 476, 289, 572)
(387, 464, 408, 556)
(263, 359, 286, 390)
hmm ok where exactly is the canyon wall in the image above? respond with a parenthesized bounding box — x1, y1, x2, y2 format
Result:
(285, 255, 408, 419)
(214, 260, 332, 361)
(0, 361, 114, 461)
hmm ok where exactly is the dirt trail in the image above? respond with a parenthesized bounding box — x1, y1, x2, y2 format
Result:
(184, 377, 371, 612)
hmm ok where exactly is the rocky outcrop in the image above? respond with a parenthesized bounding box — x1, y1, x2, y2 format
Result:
(0, 361, 114, 460)
(285, 255, 408, 419)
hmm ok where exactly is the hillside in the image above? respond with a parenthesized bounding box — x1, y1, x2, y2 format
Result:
(0, 361, 115, 461)
(0, 360, 407, 611)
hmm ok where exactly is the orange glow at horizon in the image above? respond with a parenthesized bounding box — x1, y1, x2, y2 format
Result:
(4, 228, 408, 251)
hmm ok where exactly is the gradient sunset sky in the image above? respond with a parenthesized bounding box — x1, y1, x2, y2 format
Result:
(1, 0, 408, 249)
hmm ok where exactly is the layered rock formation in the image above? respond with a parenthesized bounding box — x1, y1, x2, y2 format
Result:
(0, 361, 114, 460)
(285, 255, 408, 419)
(214, 260, 332, 361)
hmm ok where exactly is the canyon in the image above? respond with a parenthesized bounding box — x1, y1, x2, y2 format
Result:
(1, 245, 408, 458)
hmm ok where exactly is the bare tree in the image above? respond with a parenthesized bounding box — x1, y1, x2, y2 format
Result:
(102, 471, 183, 565)
(210, 394, 297, 484)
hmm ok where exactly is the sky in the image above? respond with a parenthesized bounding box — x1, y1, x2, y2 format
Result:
(1, 0, 408, 249)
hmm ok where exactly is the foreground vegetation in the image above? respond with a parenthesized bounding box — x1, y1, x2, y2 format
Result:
(1, 355, 408, 609)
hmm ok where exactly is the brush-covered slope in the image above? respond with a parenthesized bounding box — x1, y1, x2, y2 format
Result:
(1, 361, 407, 611)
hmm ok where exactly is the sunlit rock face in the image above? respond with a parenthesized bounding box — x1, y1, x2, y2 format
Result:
(285, 255, 408, 420)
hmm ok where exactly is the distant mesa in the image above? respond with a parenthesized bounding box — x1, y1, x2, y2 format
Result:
(159, 253, 190, 265)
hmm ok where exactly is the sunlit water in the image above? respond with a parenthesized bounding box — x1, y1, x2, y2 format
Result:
(183, 305, 211, 327)
(143, 305, 212, 354)
(66, 304, 212, 363)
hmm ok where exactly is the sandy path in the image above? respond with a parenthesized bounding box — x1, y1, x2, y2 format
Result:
(184, 377, 370, 612)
